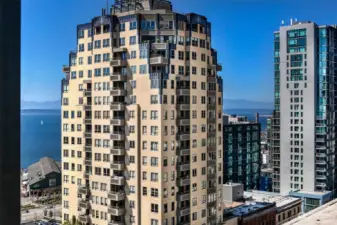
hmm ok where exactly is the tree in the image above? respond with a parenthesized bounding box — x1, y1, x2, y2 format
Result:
(49, 210, 53, 218)
(72, 215, 77, 225)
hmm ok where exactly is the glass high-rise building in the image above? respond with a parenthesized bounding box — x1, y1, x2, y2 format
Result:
(60, 0, 223, 225)
(272, 21, 337, 195)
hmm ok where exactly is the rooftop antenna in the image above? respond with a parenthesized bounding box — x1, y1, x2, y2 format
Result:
(281, 20, 284, 26)
(290, 18, 293, 25)
(106, 0, 109, 14)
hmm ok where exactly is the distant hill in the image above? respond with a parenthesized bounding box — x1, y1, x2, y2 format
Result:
(223, 99, 273, 110)
(21, 100, 60, 110)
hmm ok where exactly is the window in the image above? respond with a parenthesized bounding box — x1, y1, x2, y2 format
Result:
(140, 65, 147, 74)
(192, 67, 197, 75)
(130, 36, 137, 45)
(94, 40, 101, 49)
(151, 219, 159, 225)
(143, 187, 147, 195)
(88, 42, 93, 50)
(103, 38, 110, 47)
(142, 111, 147, 119)
(150, 111, 158, 120)
(129, 185, 135, 193)
(119, 37, 125, 46)
(119, 23, 125, 31)
(151, 204, 159, 213)
(150, 95, 158, 104)
(151, 157, 158, 166)
(130, 21, 137, 30)
(151, 173, 158, 181)
(130, 51, 137, 59)
(103, 53, 110, 62)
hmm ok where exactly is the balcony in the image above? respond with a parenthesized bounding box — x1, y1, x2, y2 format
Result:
(179, 207, 190, 216)
(84, 89, 92, 97)
(152, 43, 168, 50)
(109, 221, 124, 225)
(113, 47, 127, 53)
(110, 88, 127, 96)
(179, 193, 190, 201)
(208, 131, 216, 138)
(83, 105, 92, 111)
(111, 161, 125, 170)
(84, 146, 92, 152)
(111, 176, 125, 185)
(316, 138, 325, 142)
(108, 206, 125, 216)
(111, 117, 125, 126)
(316, 182, 326, 187)
(83, 119, 92, 124)
(208, 146, 216, 152)
(84, 158, 92, 166)
(178, 148, 190, 156)
(62, 65, 70, 73)
(110, 102, 125, 111)
(108, 191, 125, 201)
(83, 132, 92, 138)
(150, 56, 168, 65)
(178, 118, 190, 126)
(207, 103, 216, 110)
(177, 89, 190, 95)
(207, 90, 216, 96)
(207, 117, 216, 124)
(316, 168, 326, 172)
(110, 58, 127, 67)
(207, 160, 216, 166)
(78, 199, 90, 209)
(111, 147, 125, 156)
(111, 132, 125, 141)
(110, 73, 127, 81)
(78, 214, 90, 224)
(179, 104, 190, 111)
(316, 160, 326, 165)
(179, 162, 190, 171)
(207, 76, 217, 83)
(78, 185, 89, 195)
(177, 133, 190, 141)
(179, 177, 190, 186)
(316, 175, 327, 180)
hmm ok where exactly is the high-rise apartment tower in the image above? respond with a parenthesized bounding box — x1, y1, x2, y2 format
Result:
(272, 21, 337, 195)
(61, 0, 223, 225)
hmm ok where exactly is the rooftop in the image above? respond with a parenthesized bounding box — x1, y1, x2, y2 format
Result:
(27, 157, 61, 186)
(224, 201, 275, 218)
(244, 190, 301, 208)
(290, 190, 332, 197)
(284, 198, 337, 225)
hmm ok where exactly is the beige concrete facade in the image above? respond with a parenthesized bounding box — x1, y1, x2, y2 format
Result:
(61, 1, 223, 225)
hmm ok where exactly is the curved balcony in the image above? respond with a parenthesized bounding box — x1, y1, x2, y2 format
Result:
(178, 148, 190, 156)
(179, 207, 190, 216)
(113, 47, 127, 53)
(78, 214, 90, 224)
(110, 88, 127, 96)
(109, 221, 124, 225)
(179, 104, 190, 111)
(111, 161, 125, 170)
(177, 89, 190, 96)
(179, 192, 190, 201)
(111, 132, 125, 141)
(177, 133, 190, 141)
(78, 199, 90, 209)
(110, 58, 127, 67)
(78, 185, 89, 195)
(110, 117, 125, 126)
(111, 176, 125, 185)
(111, 147, 125, 156)
(110, 102, 125, 111)
(108, 191, 125, 201)
(179, 177, 190, 186)
(110, 73, 127, 81)
(178, 118, 190, 126)
(108, 206, 125, 216)
(150, 55, 168, 65)
(179, 162, 190, 171)
(152, 43, 168, 50)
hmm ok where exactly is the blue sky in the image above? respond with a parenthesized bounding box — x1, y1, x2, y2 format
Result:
(22, 0, 337, 102)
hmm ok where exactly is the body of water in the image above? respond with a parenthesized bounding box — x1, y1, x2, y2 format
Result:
(21, 108, 272, 168)
(21, 109, 61, 168)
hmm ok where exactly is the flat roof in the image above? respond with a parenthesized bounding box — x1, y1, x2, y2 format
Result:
(290, 190, 331, 197)
(244, 191, 301, 208)
(224, 201, 274, 217)
(284, 198, 337, 225)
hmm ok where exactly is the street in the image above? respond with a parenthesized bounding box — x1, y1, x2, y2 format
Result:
(21, 205, 62, 224)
